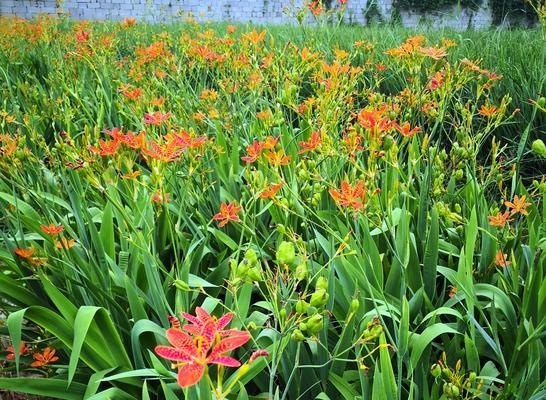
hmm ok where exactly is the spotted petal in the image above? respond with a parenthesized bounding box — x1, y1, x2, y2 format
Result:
(216, 312, 233, 330)
(180, 312, 203, 327)
(177, 363, 205, 388)
(195, 307, 212, 324)
(155, 346, 193, 362)
(201, 320, 218, 353)
(209, 332, 250, 359)
(219, 328, 249, 338)
(208, 356, 241, 367)
(166, 329, 198, 358)
(183, 324, 201, 336)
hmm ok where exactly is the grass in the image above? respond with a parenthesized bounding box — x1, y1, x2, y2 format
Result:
(0, 13, 545, 400)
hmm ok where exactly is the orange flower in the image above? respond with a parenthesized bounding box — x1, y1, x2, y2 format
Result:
(89, 139, 120, 156)
(307, 1, 323, 15)
(213, 201, 242, 228)
(419, 46, 447, 60)
(265, 149, 291, 166)
(504, 195, 531, 216)
(40, 223, 64, 236)
(56, 237, 75, 250)
(357, 108, 393, 136)
(261, 136, 279, 150)
(152, 190, 172, 204)
(15, 247, 34, 259)
(241, 140, 262, 163)
(260, 182, 284, 199)
(448, 285, 457, 299)
(478, 104, 498, 117)
(6, 341, 29, 360)
(298, 131, 321, 154)
(487, 212, 513, 228)
(494, 250, 511, 268)
(394, 122, 420, 138)
(329, 180, 366, 210)
(121, 87, 142, 101)
(31, 347, 59, 367)
(122, 17, 137, 28)
(75, 29, 91, 43)
(144, 111, 172, 125)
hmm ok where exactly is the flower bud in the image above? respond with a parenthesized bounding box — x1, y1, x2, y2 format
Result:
(174, 279, 190, 291)
(350, 298, 360, 313)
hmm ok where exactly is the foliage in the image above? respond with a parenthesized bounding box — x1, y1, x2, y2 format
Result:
(0, 10, 545, 400)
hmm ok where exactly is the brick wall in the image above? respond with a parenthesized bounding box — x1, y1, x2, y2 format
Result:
(0, 0, 496, 29)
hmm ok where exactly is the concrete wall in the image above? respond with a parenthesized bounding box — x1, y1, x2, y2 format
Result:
(0, 0, 496, 29)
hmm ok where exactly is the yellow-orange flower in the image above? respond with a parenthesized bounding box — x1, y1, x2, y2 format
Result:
(504, 195, 531, 216)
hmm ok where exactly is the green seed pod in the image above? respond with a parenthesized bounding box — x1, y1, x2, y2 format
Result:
(291, 329, 305, 341)
(306, 306, 317, 316)
(307, 314, 323, 334)
(455, 169, 464, 181)
(442, 367, 452, 379)
(277, 241, 296, 266)
(310, 288, 329, 308)
(468, 371, 477, 383)
(295, 263, 308, 281)
(316, 276, 328, 291)
(236, 259, 250, 277)
(450, 385, 460, 397)
(443, 383, 452, 396)
(280, 309, 287, 320)
(430, 363, 442, 378)
(299, 322, 307, 332)
(295, 300, 309, 314)
(247, 267, 262, 282)
(538, 97, 546, 107)
(244, 248, 258, 265)
(532, 139, 546, 158)
(277, 224, 286, 235)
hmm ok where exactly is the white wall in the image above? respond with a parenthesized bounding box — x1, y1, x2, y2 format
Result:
(0, 0, 496, 29)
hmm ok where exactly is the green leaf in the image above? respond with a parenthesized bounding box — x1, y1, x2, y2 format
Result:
(0, 378, 87, 400)
(423, 206, 439, 300)
(68, 306, 102, 386)
(410, 323, 460, 367)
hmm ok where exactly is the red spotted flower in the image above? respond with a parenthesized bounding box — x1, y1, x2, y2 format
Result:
(155, 308, 251, 388)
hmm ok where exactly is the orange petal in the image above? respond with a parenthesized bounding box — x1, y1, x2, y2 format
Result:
(177, 363, 205, 388)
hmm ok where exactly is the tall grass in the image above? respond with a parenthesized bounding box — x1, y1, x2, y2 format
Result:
(0, 14, 545, 400)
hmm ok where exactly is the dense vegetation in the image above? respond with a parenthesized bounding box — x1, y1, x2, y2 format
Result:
(0, 8, 545, 400)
